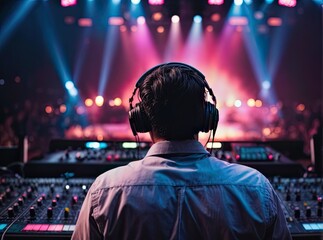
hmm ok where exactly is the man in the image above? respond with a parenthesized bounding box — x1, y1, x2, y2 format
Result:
(72, 63, 291, 240)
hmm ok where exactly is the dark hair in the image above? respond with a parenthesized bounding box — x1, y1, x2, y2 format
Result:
(139, 65, 206, 140)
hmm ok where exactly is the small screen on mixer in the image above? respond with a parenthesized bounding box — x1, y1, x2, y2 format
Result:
(85, 142, 108, 149)
(235, 146, 273, 162)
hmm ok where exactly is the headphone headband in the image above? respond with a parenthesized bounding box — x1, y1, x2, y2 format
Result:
(129, 62, 219, 136)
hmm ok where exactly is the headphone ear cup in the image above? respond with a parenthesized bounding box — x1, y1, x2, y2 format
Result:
(129, 103, 151, 136)
(202, 102, 219, 133)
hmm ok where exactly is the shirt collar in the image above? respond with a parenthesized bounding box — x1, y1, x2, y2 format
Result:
(146, 140, 210, 156)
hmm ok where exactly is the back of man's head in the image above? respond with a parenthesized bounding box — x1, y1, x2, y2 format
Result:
(139, 64, 206, 140)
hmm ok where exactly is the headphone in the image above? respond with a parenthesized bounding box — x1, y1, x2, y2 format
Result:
(128, 62, 219, 137)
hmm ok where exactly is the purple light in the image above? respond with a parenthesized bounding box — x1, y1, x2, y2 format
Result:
(61, 0, 77, 7)
(278, 0, 297, 7)
(148, 0, 164, 5)
(208, 0, 224, 5)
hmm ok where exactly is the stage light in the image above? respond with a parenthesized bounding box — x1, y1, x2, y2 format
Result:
(108, 17, 124, 26)
(95, 96, 104, 107)
(114, 98, 122, 106)
(262, 81, 271, 90)
(267, 17, 282, 27)
(211, 13, 221, 22)
(78, 18, 92, 27)
(120, 25, 127, 32)
(61, 0, 77, 7)
(296, 103, 305, 112)
(206, 25, 214, 32)
(131, 0, 141, 5)
(65, 81, 74, 90)
(131, 25, 138, 32)
(59, 104, 67, 113)
(45, 106, 53, 114)
(137, 16, 146, 25)
(265, 0, 274, 3)
(112, 0, 121, 4)
(171, 15, 180, 23)
(208, 0, 224, 5)
(278, 0, 296, 7)
(244, 0, 252, 5)
(148, 0, 164, 5)
(193, 15, 202, 24)
(157, 26, 165, 33)
(84, 98, 93, 107)
(247, 98, 256, 107)
(262, 128, 271, 136)
(229, 16, 248, 26)
(152, 12, 163, 21)
(255, 100, 262, 107)
(234, 0, 243, 6)
(76, 106, 85, 115)
(234, 100, 242, 108)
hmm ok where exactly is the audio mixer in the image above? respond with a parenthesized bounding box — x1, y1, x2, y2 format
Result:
(0, 177, 93, 240)
(0, 176, 323, 239)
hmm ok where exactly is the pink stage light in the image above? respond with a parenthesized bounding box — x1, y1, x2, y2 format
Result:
(278, 0, 296, 7)
(208, 0, 224, 5)
(61, 0, 77, 7)
(148, 0, 164, 5)
(78, 18, 92, 27)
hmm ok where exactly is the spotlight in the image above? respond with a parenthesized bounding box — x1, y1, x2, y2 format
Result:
(148, 0, 164, 5)
(95, 96, 104, 107)
(234, 100, 242, 108)
(114, 98, 122, 106)
(234, 0, 243, 5)
(152, 12, 163, 21)
(262, 81, 271, 90)
(61, 0, 77, 7)
(84, 98, 93, 107)
(45, 105, 53, 114)
(171, 15, 180, 23)
(131, 0, 141, 5)
(208, 0, 224, 5)
(193, 15, 202, 23)
(157, 26, 165, 33)
(137, 16, 146, 25)
(278, 0, 296, 7)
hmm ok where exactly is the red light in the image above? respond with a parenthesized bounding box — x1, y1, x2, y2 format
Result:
(78, 18, 92, 27)
(208, 0, 224, 5)
(61, 0, 77, 7)
(278, 0, 296, 7)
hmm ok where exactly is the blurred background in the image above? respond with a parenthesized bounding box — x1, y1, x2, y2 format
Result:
(0, 0, 322, 160)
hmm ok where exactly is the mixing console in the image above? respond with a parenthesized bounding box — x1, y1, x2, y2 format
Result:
(0, 176, 322, 239)
(0, 177, 93, 240)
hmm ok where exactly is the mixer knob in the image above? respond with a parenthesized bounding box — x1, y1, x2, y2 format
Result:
(52, 199, 57, 207)
(8, 207, 14, 218)
(5, 188, 11, 198)
(41, 193, 46, 200)
(37, 198, 42, 206)
(317, 208, 322, 217)
(306, 206, 311, 218)
(50, 184, 55, 193)
(18, 197, 24, 206)
(21, 192, 27, 200)
(56, 194, 60, 201)
(64, 207, 70, 218)
(30, 206, 36, 218)
(294, 207, 300, 219)
(27, 189, 33, 198)
(72, 196, 78, 204)
(47, 207, 53, 218)
(13, 203, 19, 212)
(318, 197, 323, 207)
(0, 196, 3, 206)
(65, 185, 70, 193)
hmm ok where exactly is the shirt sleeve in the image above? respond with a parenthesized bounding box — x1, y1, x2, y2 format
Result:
(264, 180, 292, 240)
(71, 181, 103, 240)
